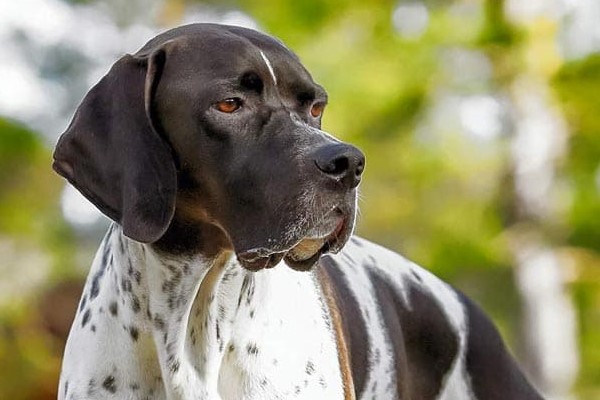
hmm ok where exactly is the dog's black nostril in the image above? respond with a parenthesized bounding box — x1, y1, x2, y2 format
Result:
(325, 156, 349, 176)
(356, 158, 365, 177)
(314, 143, 365, 189)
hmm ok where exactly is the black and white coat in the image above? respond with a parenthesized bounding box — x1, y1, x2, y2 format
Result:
(60, 225, 542, 400)
(54, 23, 543, 400)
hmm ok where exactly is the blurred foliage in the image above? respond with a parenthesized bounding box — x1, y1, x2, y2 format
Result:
(0, 118, 76, 399)
(478, 0, 521, 47)
(0, 303, 62, 399)
(553, 56, 600, 396)
(553, 55, 600, 253)
(0, 118, 76, 276)
(0, 118, 49, 235)
(0, 0, 599, 398)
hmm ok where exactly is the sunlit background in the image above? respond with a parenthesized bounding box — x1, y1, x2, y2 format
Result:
(0, 0, 599, 398)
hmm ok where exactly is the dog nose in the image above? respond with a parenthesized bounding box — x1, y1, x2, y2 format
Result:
(313, 143, 365, 189)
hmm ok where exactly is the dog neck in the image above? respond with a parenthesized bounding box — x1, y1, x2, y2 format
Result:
(151, 206, 232, 258)
(61, 224, 345, 399)
(101, 223, 232, 398)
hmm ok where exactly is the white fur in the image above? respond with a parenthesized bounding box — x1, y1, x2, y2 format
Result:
(217, 265, 344, 399)
(60, 225, 343, 400)
(260, 51, 277, 85)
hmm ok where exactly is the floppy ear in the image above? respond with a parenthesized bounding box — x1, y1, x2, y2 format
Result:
(53, 48, 177, 243)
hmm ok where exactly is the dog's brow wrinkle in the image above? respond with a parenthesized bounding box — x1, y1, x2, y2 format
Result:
(260, 51, 277, 85)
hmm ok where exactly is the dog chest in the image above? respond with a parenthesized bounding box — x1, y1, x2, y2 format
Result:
(210, 266, 346, 399)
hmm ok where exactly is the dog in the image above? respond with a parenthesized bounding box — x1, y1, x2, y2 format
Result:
(53, 23, 543, 400)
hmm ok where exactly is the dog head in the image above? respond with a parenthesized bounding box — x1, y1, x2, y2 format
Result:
(53, 23, 365, 271)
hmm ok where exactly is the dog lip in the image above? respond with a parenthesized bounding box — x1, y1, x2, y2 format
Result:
(284, 250, 324, 271)
(283, 215, 348, 271)
(237, 250, 286, 271)
(236, 210, 350, 272)
(327, 215, 347, 251)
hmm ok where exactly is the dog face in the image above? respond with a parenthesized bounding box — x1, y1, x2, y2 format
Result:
(53, 24, 365, 271)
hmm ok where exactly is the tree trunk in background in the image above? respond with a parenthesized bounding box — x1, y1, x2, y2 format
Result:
(509, 77, 578, 399)
(499, 1, 580, 398)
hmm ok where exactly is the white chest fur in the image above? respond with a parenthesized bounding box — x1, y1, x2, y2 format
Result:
(208, 263, 345, 399)
(60, 227, 345, 400)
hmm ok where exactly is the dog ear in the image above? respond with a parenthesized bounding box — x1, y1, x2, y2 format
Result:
(53, 47, 177, 243)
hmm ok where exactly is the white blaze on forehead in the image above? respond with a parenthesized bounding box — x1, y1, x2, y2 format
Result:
(260, 50, 277, 85)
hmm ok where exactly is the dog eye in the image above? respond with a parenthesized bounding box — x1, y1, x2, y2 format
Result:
(216, 98, 243, 113)
(310, 102, 325, 118)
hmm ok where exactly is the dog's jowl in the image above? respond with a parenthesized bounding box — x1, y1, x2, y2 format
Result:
(54, 24, 543, 400)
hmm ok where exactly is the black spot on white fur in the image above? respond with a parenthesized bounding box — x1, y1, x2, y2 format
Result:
(87, 378, 96, 396)
(319, 376, 327, 388)
(131, 294, 141, 313)
(81, 308, 91, 328)
(154, 314, 166, 331)
(79, 294, 87, 312)
(129, 325, 139, 341)
(102, 375, 117, 393)
(170, 359, 180, 374)
(247, 343, 259, 355)
(410, 269, 423, 283)
(306, 360, 315, 375)
(90, 244, 111, 300)
(109, 301, 118, 316)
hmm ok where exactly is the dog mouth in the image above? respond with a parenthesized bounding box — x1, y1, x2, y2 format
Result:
(284, 216, 347, 271)
(236, 210, 350, 272)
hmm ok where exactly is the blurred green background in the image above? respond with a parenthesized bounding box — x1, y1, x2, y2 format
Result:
(0, 0, 599, 398)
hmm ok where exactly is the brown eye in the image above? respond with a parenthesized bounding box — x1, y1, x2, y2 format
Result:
(310, 102, 325, 118)
(216, 98, 242, 113)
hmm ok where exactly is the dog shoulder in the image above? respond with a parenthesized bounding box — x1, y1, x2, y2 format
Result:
(321, 236, 473, 398)
(332, 235, 466, 322)
(323, 235, 544, 400)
